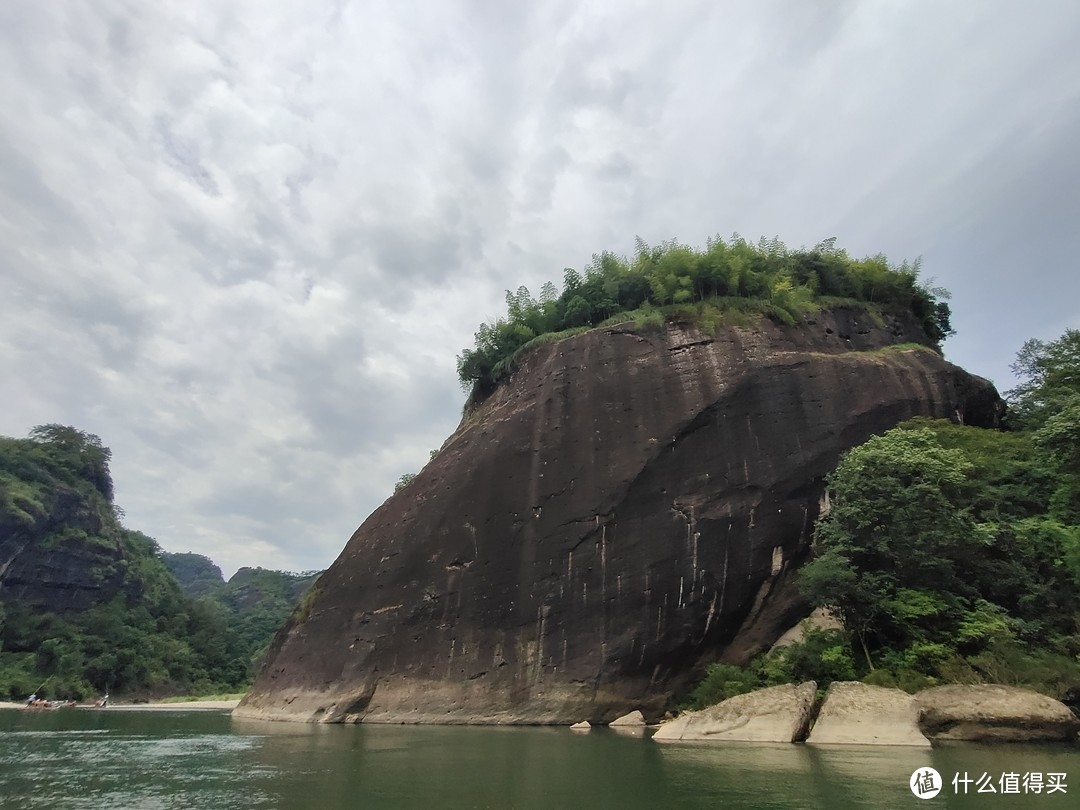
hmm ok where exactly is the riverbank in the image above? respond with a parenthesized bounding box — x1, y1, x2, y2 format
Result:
(0, 699, 240, 711)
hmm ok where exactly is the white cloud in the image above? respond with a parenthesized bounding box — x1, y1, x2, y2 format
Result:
(1, 0, 1078, 577)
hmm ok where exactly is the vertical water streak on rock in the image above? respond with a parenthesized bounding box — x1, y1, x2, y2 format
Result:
(600, 523, 607, 598)
(534, 606, 547, 684)
(599, 521, 609, 677)
(691, 528, 699, 588)
(747, 507, 755, 569)
(703, 590, 718, 637)
(719, 528, 730, 614)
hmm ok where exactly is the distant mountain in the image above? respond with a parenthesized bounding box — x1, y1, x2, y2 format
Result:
(160, 551, 225, 597)
(161, 554, 321, 668)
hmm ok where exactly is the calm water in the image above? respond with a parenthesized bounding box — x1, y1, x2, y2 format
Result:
(0, 708, 1078, 809)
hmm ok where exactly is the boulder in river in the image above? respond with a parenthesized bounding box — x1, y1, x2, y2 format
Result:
(653, 682, 816, 743)
(915, 685, 1080, 742)
(806, 681, 930, 746)
(610, 710, 646, 727)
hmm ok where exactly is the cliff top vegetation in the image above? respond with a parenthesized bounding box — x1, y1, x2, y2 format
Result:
(456, 234, 954, 403)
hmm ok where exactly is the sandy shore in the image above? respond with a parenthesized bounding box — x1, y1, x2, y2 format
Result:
(1, 700, 240, 711)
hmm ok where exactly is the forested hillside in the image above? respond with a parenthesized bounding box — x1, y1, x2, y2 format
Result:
(0, 426, 316, 700)
(162, 554, 319, 667)
(691, 329, 1080, 711)
(457, 235, 953, 402)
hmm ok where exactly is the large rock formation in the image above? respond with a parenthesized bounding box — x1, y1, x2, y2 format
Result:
(236, 309, 1000, 724)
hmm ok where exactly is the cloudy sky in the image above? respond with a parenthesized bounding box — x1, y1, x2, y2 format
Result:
(2, 1, 1078, 578)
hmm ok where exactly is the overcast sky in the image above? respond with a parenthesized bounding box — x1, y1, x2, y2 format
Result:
(2, 1, 1078, 578)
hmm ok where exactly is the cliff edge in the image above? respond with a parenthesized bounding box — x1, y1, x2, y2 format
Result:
(236, 309, 1000, 723)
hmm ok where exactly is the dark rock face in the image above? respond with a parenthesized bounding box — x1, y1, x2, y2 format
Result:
(237, 311, 1001, 724)
(0, 486, 128, 613)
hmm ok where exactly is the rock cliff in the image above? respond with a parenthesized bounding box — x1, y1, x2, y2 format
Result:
(0, 485, 129, 613)
(236, 309, 1001, 724)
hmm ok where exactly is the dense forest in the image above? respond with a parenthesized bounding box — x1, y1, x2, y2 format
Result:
(457, 234, 953, 402)
(690, 329, 1080, 710)
(161, 553, 319, 667)
(0, 427, 318, 701)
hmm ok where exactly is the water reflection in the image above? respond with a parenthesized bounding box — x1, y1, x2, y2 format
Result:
(2, 710, 1077, 809)
(232, 719, 678, 808)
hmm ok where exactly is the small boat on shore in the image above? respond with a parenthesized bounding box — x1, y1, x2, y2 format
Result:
(24, 699, 78, 710)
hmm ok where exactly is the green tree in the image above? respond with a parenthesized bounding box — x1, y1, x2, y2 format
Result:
(800, 429, 974, 667)
(687, 663, 760, 708)
(759, 628, 858, 687)
(28, 424, 114, 501)
(1034, 400, 1080, 524)
(1006, 328, 1080, 430)
(562, 295, 592, 327)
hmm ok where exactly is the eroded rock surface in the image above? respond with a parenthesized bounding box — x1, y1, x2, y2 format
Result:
(0, 487, 129, 613)
(610, 710, 646, 727)
(916, 685, 1080, 742)
(770, 607, 842, 651)
(807, 682, 930, 746)
(653, 682, 816, 743)
(236, 311, 1001, 724)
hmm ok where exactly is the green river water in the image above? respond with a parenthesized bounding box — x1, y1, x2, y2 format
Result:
(0, 708, 1077, 809)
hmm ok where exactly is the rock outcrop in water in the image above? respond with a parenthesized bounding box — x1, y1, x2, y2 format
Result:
(236, 309, 1001, 724)
(653, 681, 817, 743)
(806, 682, 930, 746)
(915, 685, 1080, 742)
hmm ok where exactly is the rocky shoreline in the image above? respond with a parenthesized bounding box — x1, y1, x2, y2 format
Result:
(645, 683, 1079, 746)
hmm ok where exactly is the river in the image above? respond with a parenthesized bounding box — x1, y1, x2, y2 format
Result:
(1, 708, 1077, 808)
